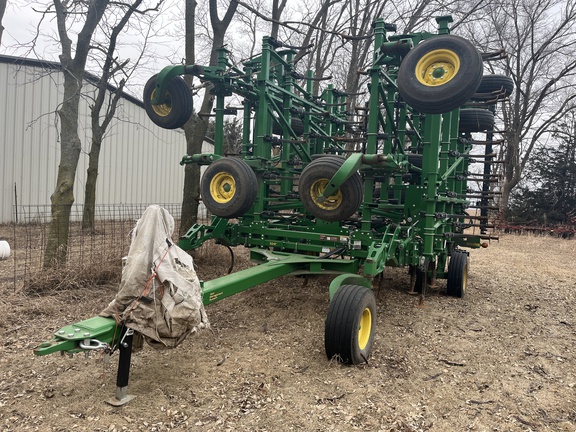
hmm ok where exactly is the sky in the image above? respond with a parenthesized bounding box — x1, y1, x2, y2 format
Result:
(1, 0, 189, 98)
(2, 3, 48, 57)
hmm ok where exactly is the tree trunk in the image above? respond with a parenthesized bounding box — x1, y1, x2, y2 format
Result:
(270, 0, 287, 39)
(80, 0, 142, 231)
(180, 128, 201, 234)
(500, 142, 521, 217)
(82, 129, 103, 232)
(44, 67, 84, 266)
(0, 0, 6, 45)
(44, 0, 109, 267)
(179, 0, 237, 235)
(181, 90, 214, 232)
(180, 0, 198, 236)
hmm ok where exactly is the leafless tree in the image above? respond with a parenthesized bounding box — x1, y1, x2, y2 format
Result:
(340, 0, 387, 107)
(179, 0, 238, 235)
(464, 0, 576, 213)
(270, 0, 287, 39)
(82, 0, 163, 231)
(44, 0, 109, 266)
(234, 0, 261, 58)
(0, 0, 6, 45)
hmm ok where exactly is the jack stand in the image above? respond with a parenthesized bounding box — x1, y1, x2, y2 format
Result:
(106, 328, 136, 406)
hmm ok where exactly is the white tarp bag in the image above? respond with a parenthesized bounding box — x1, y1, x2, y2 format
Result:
(101, 205, 208, 349)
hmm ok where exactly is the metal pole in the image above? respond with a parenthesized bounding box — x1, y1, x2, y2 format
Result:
(14, 182, 18, 223)
(106, 328, 136, 406)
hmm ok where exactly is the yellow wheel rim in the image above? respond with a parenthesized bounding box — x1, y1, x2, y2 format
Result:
(415, 49, 460, 87)
(310, 179, 342, 211)
(150, 89, 172, 117)
(358, 308, 372, 350)
(210, 171, 236, 204)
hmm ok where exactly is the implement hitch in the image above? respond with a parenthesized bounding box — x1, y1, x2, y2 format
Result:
(34, 316, 137, 406)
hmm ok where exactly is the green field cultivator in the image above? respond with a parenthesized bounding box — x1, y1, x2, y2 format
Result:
(34, 16, 512, 405)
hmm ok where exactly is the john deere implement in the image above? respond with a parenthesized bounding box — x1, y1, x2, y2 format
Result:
(35, 16, 510, 404)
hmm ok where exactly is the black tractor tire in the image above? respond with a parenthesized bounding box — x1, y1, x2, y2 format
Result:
(397, 35, 483, 114)
(272, 117, 305, 136)
(201, 157, 258, 218)
(447, 250, 468, 298)
(325, 284, 377, 365)
(407, 153, 423, 169)
(471, 74, 514, 101)
(459, 108, 495, 133)
(299, 156, 363, 222)
(143, 74, 193, 129)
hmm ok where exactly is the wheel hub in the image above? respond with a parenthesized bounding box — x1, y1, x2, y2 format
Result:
(415, 49, 460, 86)
(150, 89, 172, 117)
(310, 179, 342, 210)
(358, 308, 372, 350)
(210, 172, 236, 203)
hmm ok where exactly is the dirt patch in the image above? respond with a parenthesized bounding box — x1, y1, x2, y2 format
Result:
(1, 235, 575, 431)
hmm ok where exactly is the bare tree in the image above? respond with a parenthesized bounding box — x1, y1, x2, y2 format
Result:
(179, 0, 238, 235)
(82, 0, 162, 231)
(270, 0, 287, 39)
(180, 0, 198, 236)
(234, 0, 260, 58)
(0, 0, 6, 45)
(44, 0, 109, 266)
(465, 0, 576, 213)
(340, 0, 386, 106)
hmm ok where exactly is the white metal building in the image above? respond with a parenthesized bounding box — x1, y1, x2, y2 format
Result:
(0, 54, 211, 224)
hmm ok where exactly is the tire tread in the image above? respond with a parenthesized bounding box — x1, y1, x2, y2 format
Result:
(325, 284, 376, 364)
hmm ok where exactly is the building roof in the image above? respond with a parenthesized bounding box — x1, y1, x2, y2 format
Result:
(0, 53, 215, 146)
(0, 54, 214, 145)
(0, 53, 145, 108)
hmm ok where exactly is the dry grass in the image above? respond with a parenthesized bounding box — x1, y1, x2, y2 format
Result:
(14, 235, 251, 297)
(22, 258, 122, 295)
(191, 240, 254, 279)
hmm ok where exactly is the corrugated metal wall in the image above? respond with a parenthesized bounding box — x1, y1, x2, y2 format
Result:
(0, 58, 209, 223)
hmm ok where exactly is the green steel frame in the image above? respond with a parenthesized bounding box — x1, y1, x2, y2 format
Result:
(174, 16, 485, 291)
(35, 16, 495, 359)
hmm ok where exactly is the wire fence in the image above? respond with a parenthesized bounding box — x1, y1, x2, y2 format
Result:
(0, 203, 209, 293)
(12, 203, 210, 224)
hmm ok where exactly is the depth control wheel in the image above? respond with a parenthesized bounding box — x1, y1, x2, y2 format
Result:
(459, 108, 495, 133)
(299, 156, 363, 222)
(397, 35, 483, 114)
(272, 117, 305, 136)
(201, 158, 258, 218)
(447, 250, 468, 298)
(471, 74, 514, 101)
(325, 284, 376, 365)
(143, 74, 193, 129)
